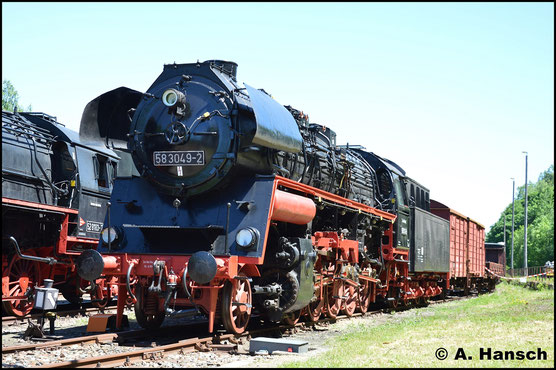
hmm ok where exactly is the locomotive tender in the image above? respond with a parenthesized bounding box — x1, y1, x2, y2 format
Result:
(78, 60, 485, 334)
(2, 110, 119, 316)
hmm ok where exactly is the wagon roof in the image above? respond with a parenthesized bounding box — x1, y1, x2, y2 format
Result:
(430, 199, 485, 229)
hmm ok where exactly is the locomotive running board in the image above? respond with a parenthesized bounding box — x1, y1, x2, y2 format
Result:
(273, 176, 396, 222)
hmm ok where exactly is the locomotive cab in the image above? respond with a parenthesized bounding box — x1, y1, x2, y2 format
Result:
(21, 112, 119, 239)
(352, 148, 449, 275)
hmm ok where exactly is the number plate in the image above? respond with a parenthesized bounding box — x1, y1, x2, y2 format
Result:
(153, 151, 205, 166)
(86, 221, 103, 233)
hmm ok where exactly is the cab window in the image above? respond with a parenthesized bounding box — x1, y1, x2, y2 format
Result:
(377, 169, 392, 200)
(93, 155, 110, 191)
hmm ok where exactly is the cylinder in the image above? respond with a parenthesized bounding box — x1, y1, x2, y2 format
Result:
(271, 190, 316, 225)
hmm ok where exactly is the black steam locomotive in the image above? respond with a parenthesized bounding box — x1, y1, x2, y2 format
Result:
(2, 110, 119, 316)
(78, 60, 452, 334)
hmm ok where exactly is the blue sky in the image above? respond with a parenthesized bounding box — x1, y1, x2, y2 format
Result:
(2, 2, 554, 233)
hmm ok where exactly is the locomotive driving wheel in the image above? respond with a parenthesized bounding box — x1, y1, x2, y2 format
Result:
(134, 284, 165, 330)
(221, 275, 252, 334)
(342, 283, 357, 317)
(306, 284, 323, 322)
(326, 279, 342, 319)
(386, 286, 400, 309)
(356, 280, 371, 314)
(2, 253, 41, 317)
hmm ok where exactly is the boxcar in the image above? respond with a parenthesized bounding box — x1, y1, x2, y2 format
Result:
(430, 199, 485, 293)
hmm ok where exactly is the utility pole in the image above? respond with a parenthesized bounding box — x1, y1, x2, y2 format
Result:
(510, 177, 515, 276)
(503, 214, 506, 253)
(523, 151, 528, 273)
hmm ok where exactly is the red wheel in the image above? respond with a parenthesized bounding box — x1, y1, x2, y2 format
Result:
(342, 283, 357, 317)
(306, 286, 323, 322)
(326, 279, 342, 319)
(221, 275, 252, 334)
(386, 286, 399, 309)
(282, 309, 302, 326)
(356, 281, 371, 314)
(2, 254, 41, 317)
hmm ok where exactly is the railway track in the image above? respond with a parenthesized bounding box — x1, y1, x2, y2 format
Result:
(2, 295, 473, 368)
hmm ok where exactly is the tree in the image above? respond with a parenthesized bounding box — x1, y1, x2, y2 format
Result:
(487, 165, 554, 268)
(2, 80, 32, 112)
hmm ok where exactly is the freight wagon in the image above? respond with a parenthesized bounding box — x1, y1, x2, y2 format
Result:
(430, 200, 493, 293)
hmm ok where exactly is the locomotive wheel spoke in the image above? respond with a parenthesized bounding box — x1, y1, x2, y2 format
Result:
(356, 281, 371, 314)
(386, 286, 399, 309)
(342, 283, 357, 317)
(306, 287, 323, 322)
(2, 254, 41, 317)
(326, 279, 342, 319)
(222, 274, 252, 334)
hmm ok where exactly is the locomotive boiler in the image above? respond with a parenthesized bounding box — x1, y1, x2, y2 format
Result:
(78, 60, 457, 334)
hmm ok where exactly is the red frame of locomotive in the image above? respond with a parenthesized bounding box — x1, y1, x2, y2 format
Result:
(96, 176, 449, 332)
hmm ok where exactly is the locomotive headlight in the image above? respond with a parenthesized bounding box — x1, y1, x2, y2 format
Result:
(101, 227, 118, 244)
(235, 227, 259, 249)
(162, 89, 186, 108)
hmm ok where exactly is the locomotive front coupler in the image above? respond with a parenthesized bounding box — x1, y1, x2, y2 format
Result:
(164, 272, 200, 321)
(148, 260, 166, 294)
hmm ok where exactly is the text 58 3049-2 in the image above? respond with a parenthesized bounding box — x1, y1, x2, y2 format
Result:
(153, 151, 205, 166)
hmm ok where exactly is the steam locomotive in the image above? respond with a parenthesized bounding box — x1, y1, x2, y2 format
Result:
(77, 60, 493, 334)
(2, 110, 119, 316)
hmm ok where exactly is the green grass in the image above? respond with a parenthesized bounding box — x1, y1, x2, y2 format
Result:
(282, 282, 554, 368)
